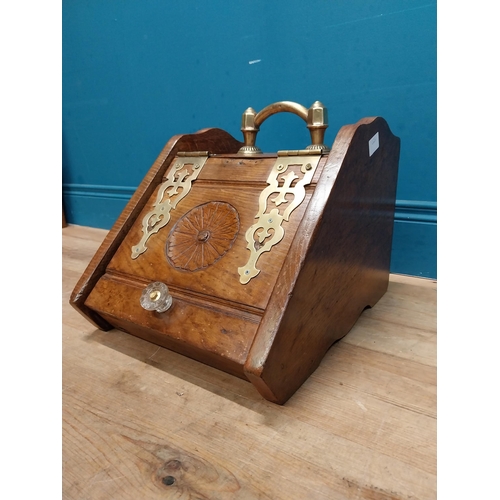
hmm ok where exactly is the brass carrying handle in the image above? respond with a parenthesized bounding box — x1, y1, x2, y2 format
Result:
(238, 100, 330, 154)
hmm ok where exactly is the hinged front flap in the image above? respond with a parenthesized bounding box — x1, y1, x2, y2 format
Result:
(104, 150, 326, 312)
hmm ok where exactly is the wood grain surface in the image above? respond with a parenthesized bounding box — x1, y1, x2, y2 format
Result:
(63, 225, 436, 499)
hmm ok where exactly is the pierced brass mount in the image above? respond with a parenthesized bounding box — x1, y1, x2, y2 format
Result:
(238, 150, 322, 284)
(238, 101, 330, 155)
(131, 152, 209, 259)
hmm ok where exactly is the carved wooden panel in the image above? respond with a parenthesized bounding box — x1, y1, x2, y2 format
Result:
(166, 201, 240, 272)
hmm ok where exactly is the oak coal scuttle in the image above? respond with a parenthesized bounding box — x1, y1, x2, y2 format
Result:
(71, 101, 400, 404)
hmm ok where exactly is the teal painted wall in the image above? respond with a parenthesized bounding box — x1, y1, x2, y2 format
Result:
(62, 0, 436, 278)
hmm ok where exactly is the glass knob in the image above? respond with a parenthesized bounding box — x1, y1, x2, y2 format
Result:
(140, 281, 173, 313)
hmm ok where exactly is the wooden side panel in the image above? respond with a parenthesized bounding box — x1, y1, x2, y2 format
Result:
(70, 128, 243, 330)
(245, 117, 400, 403)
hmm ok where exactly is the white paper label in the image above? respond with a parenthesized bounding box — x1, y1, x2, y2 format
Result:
(368, 132, 379, 157)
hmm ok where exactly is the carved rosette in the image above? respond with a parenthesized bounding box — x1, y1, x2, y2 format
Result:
(166, 202, 240, 271)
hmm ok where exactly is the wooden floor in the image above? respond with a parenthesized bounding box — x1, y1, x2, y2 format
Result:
(62, 225, 436, 500)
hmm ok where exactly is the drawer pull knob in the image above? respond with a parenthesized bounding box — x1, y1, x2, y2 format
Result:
(140, 282, 173, 313)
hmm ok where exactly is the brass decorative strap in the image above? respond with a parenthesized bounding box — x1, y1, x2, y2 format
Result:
(238, 151, 322, 284)
(131, 152, 209, 259)
(238, 100, 330, 155)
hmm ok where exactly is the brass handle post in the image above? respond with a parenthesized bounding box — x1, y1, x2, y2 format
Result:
(238, 100, 329, 155)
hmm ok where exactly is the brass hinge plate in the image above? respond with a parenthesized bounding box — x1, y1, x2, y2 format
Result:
(131, 152, 209, 259)
(238, 153, 322, 284)
(177, 151, 209, 157)
(277, 148, 325, 156)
